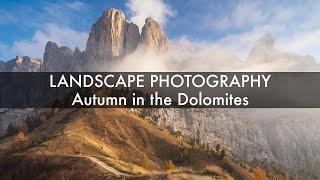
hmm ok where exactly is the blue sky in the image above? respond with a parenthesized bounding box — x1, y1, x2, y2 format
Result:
(1, 0, 320, 60)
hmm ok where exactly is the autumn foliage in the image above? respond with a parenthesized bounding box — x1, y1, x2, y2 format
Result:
(253, 166, 268, 180)
(12, 132, 30, 150)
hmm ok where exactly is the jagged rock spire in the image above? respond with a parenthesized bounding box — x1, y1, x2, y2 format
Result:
(43, 8, 169, 71)
(43, 41, 80, 72)
(140, 18, 168, 53)
(85, 8, 140, 65)
(0, 56, 41, 72)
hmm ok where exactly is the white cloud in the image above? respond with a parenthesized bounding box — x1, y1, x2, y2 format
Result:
(101, 33, 320, 73)
(212, 1, 265, 30)
(232, 2, 265, 27)
(66, 1, 86, 11)
(206, 1, 320, 61)
(216, 25, 284, 59)
(126, 0, 175, 29)
(277, 29, 320, 59)
(13, 23, 88, 58)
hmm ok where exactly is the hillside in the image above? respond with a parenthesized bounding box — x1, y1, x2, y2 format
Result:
(0, 108, 260, 179)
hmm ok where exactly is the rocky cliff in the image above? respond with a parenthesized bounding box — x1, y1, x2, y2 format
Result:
(140, 18, 168, 53)
(0, 7, 169, 132)
(0, 56, 42, 132)
(42, 41, 83, 72)
(147, 108, 320, 178)
(43, 8, 168, 71)
(85, 8, 140, 64)
(0, 56, 42, 72)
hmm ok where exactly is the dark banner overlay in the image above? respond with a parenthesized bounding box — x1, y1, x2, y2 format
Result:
(0, 72, 319, 108)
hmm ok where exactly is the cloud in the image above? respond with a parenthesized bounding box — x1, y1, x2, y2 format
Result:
(277, 29, 320, 59)
(126, 0, 175, 29)
(42, 1, 90, 27)
(12, 24, 88, 58)
(104, 33, 320, 73)
(203, 1, 320, 61)
(232, 1, 265, 27)
(216, 25, 284, 59)
(66, 1, 86, 11)
(211, 1, 265, 30)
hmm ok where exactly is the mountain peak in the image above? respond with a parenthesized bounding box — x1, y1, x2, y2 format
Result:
(255, 34, 274, 49)
(102, 8, 126, 22)
(43, 8, 168, 71)
(0, 56, 41, 72)
(140, 17, 168, 53)
(85, 7, 138, 66)
(106, 8, 123, 14)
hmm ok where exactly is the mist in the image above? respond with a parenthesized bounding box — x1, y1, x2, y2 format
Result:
(104, 34, 320, 73)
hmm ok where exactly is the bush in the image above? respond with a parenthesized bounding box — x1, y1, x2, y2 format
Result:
(7, 123, 19, 136)
(12, 132, 30, 150)
(190, 138, 198, 149)
(26, 116, 42, 132)
(253, 166, 268, 180)
(215, 144, 221, 153)
(165, 160, 176, 172)
(206, 165, 229, 178)
(141, 154, 152, 170)
(139, 110, 148, 119)
(180, 147, 189, 159)
(219, 149, 226, 160)
(0, 130, 7, 139)
(17, 122, 28, 133)
(39, 115, 47, 123)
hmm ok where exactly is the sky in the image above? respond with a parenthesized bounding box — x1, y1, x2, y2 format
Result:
(1, 0, 320, 61)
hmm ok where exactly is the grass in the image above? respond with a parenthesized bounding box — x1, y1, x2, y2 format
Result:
(0, 108, 255, 179)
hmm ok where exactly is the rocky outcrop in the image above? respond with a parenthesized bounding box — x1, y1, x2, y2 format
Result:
(85, 8, 140, 67)
(148, 108, 320, 178)
(140, 18, 168, 53)
(42, 8, 168, 71)
(124, 22, 140, 54)
(0, 109, 36, 131)
(0, 57, 42, 132)
(151, 109, 276, 161)
(0, 56, 42, 72)
(248, 109, 320, 177)
(0, 61, 5, 71)
(42, 41, 84, 72)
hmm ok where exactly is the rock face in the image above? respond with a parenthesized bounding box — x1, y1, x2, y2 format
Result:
(151, 109, 276, 161)
(0, 57, 42, 132)
(247, 109, 320, 178)
(43, 8, 168, 71)
(0, 56, 42, 72)
(1, 7, 169, 130)
(148, 108, 320, 178)
(85, 8, 140, 67)
(124, 22, 141, 54)
(0, 109, 37, 131)
(140, 18, 168, 53)
(42, 41, 83, 72)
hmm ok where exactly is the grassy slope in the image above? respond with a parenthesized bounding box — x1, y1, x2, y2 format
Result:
(0, 108, 254, 179)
